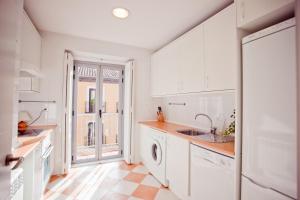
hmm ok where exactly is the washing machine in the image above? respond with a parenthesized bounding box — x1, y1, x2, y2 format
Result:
(147, 128, 168, 186)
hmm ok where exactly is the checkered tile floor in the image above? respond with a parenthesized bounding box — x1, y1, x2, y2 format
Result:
(43, 161, 180, 200)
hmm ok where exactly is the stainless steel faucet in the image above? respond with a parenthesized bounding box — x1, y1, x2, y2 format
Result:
(194, 113, 217, 135)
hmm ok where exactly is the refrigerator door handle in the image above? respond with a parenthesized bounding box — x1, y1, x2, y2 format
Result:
(243, 176, 296, 200)
(243, 176, 270, 190)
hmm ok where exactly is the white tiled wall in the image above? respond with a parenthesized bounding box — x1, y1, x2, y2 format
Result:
(157, 92, 235, 134)
(18, 101, 57, 125)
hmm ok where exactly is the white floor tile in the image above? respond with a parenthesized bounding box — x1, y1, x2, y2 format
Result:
(141, 175, 161, 188)
(132, 165, 149, 174)
(112, 180, 139, 195)
(108, 169, 129, 179)
(155, 189, 180, 200)
(85, 187, 108, 200)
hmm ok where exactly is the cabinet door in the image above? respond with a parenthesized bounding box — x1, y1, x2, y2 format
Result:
(20, 151, 35, 200)
(203, 4, 237, 91)
(34, 143, 43, 199)
(139, 125, 149, 163)
(151, 39, 181, 96)
(17, 77, 40, 93)
(179, 24, 205, 93)
(21, 10, 41, 71)
(166, 134, 189, 199)
(237, 0, 295, 30)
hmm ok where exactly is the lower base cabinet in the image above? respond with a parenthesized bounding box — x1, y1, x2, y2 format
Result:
(21, 143, 42, 200)
(139, 125, 151, 166)
(166, 134, 190, 199)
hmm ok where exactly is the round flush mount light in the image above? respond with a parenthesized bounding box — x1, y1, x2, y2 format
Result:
(112, 7, 129, 19)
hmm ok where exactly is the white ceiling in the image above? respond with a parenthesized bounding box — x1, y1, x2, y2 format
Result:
(24, 0, 233, 50)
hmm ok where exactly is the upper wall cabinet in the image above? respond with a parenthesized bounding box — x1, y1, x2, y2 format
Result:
(151, 4, 236, 96)
(203, 5, 237, 91)
(21, 10, 42, 73)
(236, 0, 295, 31)
(17, 10, 42, 93)
(179, 24, 205, 93)
(151, 38, 181, 96)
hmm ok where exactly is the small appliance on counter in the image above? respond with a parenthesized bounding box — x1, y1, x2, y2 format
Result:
(18, 108, 47, 135)
(156, 106, 165, 122)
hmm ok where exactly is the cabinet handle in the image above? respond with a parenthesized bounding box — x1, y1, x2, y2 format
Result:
(5, 154, 24, 170)
(42, 145, 54, 159)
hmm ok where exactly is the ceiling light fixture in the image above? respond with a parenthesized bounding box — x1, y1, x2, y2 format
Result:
(112, 7, 129, 19)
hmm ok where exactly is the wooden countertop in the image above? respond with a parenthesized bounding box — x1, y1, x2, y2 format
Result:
(13, 124, 57, 159)
(139, 121, 235, 158)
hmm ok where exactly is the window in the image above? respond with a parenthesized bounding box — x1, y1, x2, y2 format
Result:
(88, 88, 96, 113)
(87, 122, 95, 146)
(85, 88, 95, 113)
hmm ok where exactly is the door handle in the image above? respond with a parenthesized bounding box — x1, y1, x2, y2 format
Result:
(99, 109, 102, 118)
(5, 154, 24, 170)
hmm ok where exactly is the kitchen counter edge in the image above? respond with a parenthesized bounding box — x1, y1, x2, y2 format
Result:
(139, 121, 235, 158)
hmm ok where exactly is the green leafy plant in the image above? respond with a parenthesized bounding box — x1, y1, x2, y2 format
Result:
(224, 109, 235, 136)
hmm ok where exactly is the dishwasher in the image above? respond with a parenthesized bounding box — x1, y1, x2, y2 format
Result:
(190, 144, 234, 200)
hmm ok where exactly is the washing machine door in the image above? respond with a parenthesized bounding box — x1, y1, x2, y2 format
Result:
(151, 140, 162, 165)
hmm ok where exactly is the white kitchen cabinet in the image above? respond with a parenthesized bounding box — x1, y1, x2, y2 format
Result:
(20, 143, 42, 200)
(34, 143, 43, 200)
(179, 24, 205, 93)
(21, 10, 41, 72)
(236, 0, 295, 31)
(18, 10, 42, 93)
(20, 151, 35, 200)
(17, 77, 40, 92)
(151, 4, 237, 96)
(151, 25, 204, 96)
(151, 39, 181, 96)
(166, 134, 190, 199)
(139, 125, 150, 164)
(203, 4, 237, 91)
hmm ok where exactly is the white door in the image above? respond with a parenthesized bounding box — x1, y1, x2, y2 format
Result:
(63, 52, 74, 173)
(0, 0, 23, 199)
(242, 26, 297, 199)
(123, 61, 134, 164)
(72, 62, 125, 163)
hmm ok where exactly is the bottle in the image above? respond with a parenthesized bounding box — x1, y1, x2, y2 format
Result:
(157, 106, 165, 122)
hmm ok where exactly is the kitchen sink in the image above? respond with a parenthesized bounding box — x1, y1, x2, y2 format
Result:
(197, 134, 235, 143)
(176, 129, 208, 136)
(177, 129, 234, 143)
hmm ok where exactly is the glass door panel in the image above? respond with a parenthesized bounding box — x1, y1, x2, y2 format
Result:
(73, 63, 99, 163)
(100, 67, 123, 159)
(72, 62, 124, 164)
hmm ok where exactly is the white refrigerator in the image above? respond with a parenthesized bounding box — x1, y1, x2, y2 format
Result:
(242, 18, 297, 200)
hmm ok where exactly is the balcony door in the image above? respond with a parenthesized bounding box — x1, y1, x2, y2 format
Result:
(72, 61, 124, 163)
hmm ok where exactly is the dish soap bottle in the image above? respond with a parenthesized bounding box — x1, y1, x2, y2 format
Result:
(157, 106, 165, 122)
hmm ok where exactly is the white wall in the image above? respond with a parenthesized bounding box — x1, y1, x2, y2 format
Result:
(158, 92, 235, 133)
(20, 31, 158, 173)
(296, 2, 300, 199)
